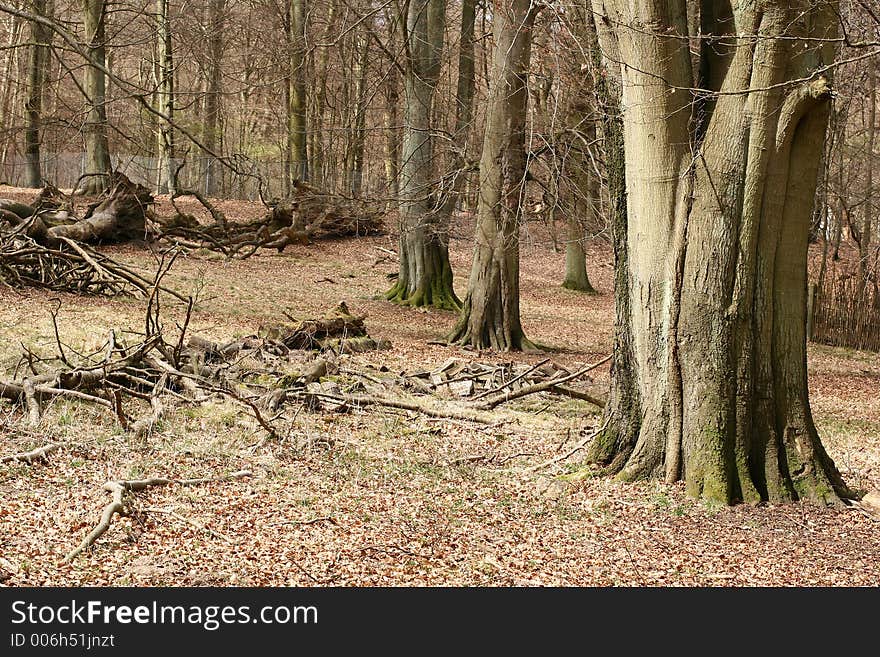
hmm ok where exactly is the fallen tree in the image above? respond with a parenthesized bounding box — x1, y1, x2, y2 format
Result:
(158, 180, 384, 257)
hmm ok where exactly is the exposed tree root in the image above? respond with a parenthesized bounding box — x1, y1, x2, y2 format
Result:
(63, 470, 251, 562)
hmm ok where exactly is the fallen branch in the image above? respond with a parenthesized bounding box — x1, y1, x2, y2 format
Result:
(0, 442, 66, 464)
(305, 391, 498, 425)
(476, 355, 611, 410)
(64, 470, 251, 562)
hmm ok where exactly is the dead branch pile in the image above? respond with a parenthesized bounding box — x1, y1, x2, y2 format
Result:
(0, 297, 393, 440)
(157, 180, 383, 257)
(0, 232, 185, 299)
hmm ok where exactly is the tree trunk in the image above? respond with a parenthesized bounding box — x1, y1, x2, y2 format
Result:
(78, 0, 112, 195)
(202, 0, 225, 196)
(589, 0, 851, 504)
(447, 0, 537, 350)
(346, 33, 369, 198)
(288, 0, 308, 184)
(386, 0, 460, 310)
(24, 0, 54, 188)
(562, 216, 596, 293)
(309, 0, 336, 188)
(155, 0, 175, 194)
(382, 67, 400, 207)
(860, 59, 876, 284)
(436, 0, 476, 218)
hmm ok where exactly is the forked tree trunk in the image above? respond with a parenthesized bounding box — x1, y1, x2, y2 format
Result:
(588, 0, 852, 504)
(24, 0, 54, 188)
(386, 0, 460, 310)
(447, 0, 537, 350)
(78, 0, 112, 195)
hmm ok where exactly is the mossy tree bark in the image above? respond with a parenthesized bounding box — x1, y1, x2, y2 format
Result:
(386, 0, 460, 310)
(447, 0, 538, 351)
(588, 0, 852, 504)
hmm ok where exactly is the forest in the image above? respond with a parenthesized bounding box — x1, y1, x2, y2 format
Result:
(0, 0, 878, 586)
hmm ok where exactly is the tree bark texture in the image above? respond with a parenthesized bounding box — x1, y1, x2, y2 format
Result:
(589, 0, 851, 504)
(155, 0, 175, 194)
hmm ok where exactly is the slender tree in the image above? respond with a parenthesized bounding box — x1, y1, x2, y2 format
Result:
(78, 0, 111, 194)
(155, 0, 175, 194)
(587, 0, 852, 504)
(447, 0, 538, 350)
(24, 0, 54, 187)
(288, 0, 307, 184)
(202, 0, 225, 196)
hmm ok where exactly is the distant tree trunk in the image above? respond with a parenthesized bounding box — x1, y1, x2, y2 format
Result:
(202, 0, 225, 196)
(561, 4, 598, 293)
(288, 0, 308, 184)
(386, 0, 461, 310)
(436, 0, 476, 218)
(447, 0, 538, 350)
(0, 15, 24, 170)
(562, 215, 596, 293)
(310, 0, 336, 187)
(347, 34, 369, 197)
(78, 0, 111, 194)
(24, 0, 54, 188)
(861, 60, 876, 284)
(155, 0, 175, 194)
(588, 0, 850, 504)
(382, 68, 400, 206)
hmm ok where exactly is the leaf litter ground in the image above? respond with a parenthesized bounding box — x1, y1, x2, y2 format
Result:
(0, 186, 878, 586)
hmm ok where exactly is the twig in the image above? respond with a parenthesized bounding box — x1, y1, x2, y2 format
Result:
(143, 506, 234, 543)
(525, 418, 609, 473)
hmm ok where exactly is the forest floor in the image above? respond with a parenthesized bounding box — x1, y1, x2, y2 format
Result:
(1, 187, 878, 586)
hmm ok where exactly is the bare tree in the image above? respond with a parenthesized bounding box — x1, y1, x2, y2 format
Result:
(447, 0, 539, 350)
(78, 0, 112, 194)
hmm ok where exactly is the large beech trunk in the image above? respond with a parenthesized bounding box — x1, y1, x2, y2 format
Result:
(448, 0, 537, 350)
(588, 0, 851, 504)
(386, 0, 460, 310)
